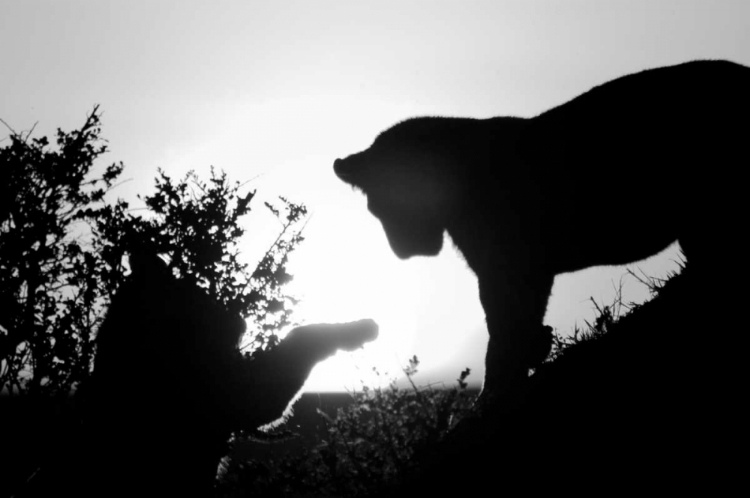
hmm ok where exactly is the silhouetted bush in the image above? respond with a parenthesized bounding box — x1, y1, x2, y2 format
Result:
(1, 107, 306, 397)
(217, 358, 475, 497)
(1, 107, 307, 496)
(1, 108, 123, 395)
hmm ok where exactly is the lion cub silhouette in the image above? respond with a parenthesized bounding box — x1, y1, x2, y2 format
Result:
(80, 252, 378, 496)
(334, 59, 748, 400)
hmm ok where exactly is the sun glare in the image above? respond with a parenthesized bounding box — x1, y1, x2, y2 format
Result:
(278, 208, 490, 393)
(285, 235, 425, 392)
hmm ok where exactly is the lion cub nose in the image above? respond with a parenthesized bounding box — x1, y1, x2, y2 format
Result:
(333, 158, 347, 178)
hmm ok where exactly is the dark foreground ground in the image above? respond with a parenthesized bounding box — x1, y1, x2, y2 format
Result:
(397, 264, 746, 496)
(0, 392, 346, 497)
(3, 263, 746, 497)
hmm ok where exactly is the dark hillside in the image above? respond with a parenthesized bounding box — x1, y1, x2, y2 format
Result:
(404, 263, 745, 495)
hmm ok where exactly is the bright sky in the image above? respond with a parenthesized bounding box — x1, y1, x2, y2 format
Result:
(2, 1, 748, 391)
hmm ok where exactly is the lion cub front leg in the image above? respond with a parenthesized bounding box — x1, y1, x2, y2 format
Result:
(479, 271, 555, 410)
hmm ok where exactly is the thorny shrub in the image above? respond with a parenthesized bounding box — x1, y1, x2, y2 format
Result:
(217, 357, 476, 498)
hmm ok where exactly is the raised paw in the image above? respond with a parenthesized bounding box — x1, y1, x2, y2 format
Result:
(285, 318, 379, 355)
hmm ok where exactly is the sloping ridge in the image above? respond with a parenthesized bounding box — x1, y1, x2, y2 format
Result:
(402, 262, 745, 495)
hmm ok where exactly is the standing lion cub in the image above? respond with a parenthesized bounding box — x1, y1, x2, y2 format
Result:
(334, 59, 748, 400)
